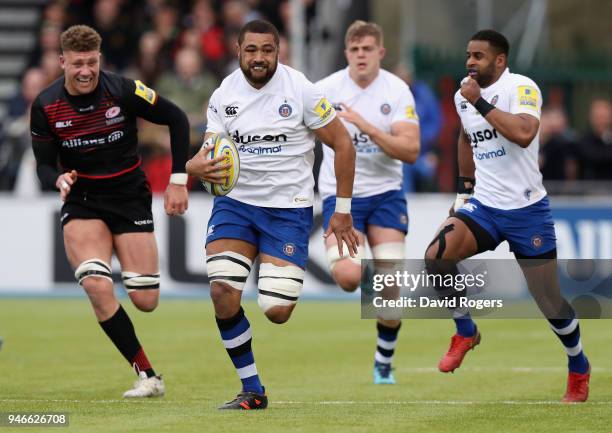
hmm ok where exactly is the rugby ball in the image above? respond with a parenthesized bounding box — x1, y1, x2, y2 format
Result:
(200, 133, 240, 196)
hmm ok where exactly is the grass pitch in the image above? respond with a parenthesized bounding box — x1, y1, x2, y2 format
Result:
(0, 298, 611, 432)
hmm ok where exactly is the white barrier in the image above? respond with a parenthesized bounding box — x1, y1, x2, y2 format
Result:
(0, 193, 610, 294)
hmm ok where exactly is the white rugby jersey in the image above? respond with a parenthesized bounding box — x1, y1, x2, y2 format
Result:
(206, 63, 335, 208)
(316, 68, 419, 199)
(455, 68, 546, 210)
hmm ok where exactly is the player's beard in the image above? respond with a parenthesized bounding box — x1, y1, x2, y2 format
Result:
(472, 63, 496, 88)
(240, 57, 278, 87)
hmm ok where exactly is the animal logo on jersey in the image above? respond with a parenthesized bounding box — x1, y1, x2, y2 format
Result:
(405, 105, 418, 120)
(314, 97, 333, 121)
(105, 106, 121, 119)
(279, 103, 292, 118)
(380, 103, 391, 115)
(491, 95, 499, 106)
(283, 243, 296, 256)
(225, 106, 239, 117)
(518, 85, 538, 109)
(134, 80, 157, 104)
(531, 235, 543, 249)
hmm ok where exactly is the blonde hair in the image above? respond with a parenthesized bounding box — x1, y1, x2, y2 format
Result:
(344, 20, 383, 47)
(60, 25, 102, 53)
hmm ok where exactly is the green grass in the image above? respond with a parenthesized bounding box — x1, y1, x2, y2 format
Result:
(1, 299, 611, 432)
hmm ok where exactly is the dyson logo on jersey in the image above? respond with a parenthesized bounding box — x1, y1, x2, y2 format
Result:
(467, 128, 499, 144)
(231, 130, 288, 144)
(474, 146, 507, 160)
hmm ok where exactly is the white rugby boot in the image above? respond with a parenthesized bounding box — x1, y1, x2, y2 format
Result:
(123, 371, 165, 398)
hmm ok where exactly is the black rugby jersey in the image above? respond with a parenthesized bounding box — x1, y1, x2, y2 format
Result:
(31, 70, 189, 189)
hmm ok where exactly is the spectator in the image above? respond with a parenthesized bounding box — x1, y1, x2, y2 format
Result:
(539, 106, 579, 181)
(580, 99, 612, 180)
(125, 31, 165, 85)
(191, 0, 226, 76)
(89, 0, 136, 71)
(156, 46, 217, 138)
(40, 50, 63, 85)
(1, 68, 47, 190)
(394, 63, 442, 192)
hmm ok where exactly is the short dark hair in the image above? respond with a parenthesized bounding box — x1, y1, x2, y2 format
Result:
(61, 25, 102, 53)
(470, 29, 509, 56)
(238, 19, 280, 47)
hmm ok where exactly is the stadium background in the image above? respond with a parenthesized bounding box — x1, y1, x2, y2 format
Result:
(0, 1, 611, 432)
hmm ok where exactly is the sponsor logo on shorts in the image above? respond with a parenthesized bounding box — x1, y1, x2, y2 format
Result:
(400, 214, 408, 225)
(283, 243, 296, 256)
(380, 103, 391, 115)
(207, 225, 215, 237)
(279, 103, 292, 118)
(133, 219, 153, 226)
(531, 235, 543, 249)
(461, 203, 477, 212)
(105, 106, 121, 118)
(60, 213, 70, 222)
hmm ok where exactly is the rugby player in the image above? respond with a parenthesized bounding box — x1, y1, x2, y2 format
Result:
(186, 20, 359, 410)
(317, 20, 420, 384)
(424, 30, 590, 402)
(31, 25, 190, 398)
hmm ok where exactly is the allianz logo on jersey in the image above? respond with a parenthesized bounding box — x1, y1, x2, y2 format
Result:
(61, 131, 124, 148)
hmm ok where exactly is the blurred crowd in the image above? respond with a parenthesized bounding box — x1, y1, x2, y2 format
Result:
(0, 0, 610, 195)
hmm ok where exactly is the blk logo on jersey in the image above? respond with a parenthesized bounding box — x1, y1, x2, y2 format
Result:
(55, 120, 72, 128)
(225, 106, 238, 117)
(279, 103, 292, 117)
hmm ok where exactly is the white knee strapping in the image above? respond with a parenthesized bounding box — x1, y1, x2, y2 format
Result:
(122, 271, 160, 292)
(206, 251, 252, 291)
(372, 242, 405, 260)
(257, 263, 304, 312)
(74, 259, 112, 286)
(326, 243, 364, 273)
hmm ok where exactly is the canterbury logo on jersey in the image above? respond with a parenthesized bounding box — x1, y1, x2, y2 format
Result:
(474, 146, 507, 160)
(231, 130, 287, 144)
(225, 106, 238, 116)
(467, 127, 499, 144)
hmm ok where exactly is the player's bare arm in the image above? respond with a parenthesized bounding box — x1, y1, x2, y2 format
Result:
(451, 127, 476, 215)
(185, 132, 232, 184)
(461, 77, 539, 148)
(314, 116, 360, 257)
(338, 102, 420, 163)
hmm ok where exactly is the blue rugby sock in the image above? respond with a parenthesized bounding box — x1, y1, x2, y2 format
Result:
(548, 316, 589, 374)
(216, 307, 264, 394)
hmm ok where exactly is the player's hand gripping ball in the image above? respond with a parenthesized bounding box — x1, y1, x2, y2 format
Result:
(200, 133, 240, 196)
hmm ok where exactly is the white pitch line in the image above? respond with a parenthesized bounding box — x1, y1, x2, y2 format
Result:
(274, 400, 612, 406)
(1, 399, 610, 406)
(399, 366, 609, 373)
